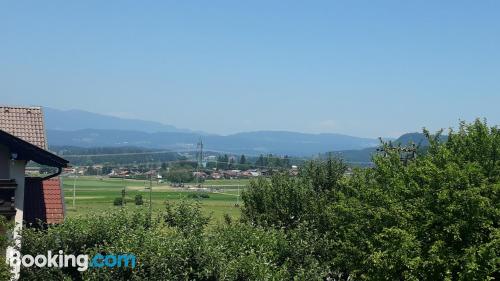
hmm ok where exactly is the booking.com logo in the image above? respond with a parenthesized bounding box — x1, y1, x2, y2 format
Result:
(7, 249, 136, 271)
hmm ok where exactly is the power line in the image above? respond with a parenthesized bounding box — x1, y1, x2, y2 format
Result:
(61, 151, 309, 161)
(57, 149, 372, 168)
(59, 150, 175, 157)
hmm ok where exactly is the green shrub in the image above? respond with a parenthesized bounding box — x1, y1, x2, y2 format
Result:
(186, 193, 210, 199)
(163, 201, 209, 234)
(0, 216, 13, 281)
(113, 197, 123, 206)
(134, 194, 143, 205)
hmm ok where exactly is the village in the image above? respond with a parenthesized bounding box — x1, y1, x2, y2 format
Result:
(57, 164, 300, 181)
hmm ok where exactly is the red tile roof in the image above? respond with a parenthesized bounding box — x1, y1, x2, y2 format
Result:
(24, 177, 65, 225)
(0, 106, 47, 149)
(0, 105, 66, 225)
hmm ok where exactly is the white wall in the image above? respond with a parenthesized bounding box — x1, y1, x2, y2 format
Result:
(8, 159, 26, 280)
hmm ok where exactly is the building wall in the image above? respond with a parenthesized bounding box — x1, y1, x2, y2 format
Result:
(10, 160, 26, 237)
(7, 160, 26, 280)
(0, 144, 10, 178)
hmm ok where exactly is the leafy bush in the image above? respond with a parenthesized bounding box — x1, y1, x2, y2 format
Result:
(113, 197, 123, 206)
(19, 210, 153, 280)
(163, 201, 209, 234)
(134, 194, 143, 205)
(165, 168, 194, 183)
(0, 217, 13, 281)
(186, 193, 210, 199)
(18, 207, 308, 280)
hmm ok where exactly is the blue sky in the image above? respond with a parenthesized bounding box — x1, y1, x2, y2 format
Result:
(1, 1, 499, 137)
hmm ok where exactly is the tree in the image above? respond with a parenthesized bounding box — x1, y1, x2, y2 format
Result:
(39, 166, 58, 175)
(135, 194, 144, 205)
(228, 157, 235, 169)
(255, 154, 266, 167)
(84, 166, 98, 176)
(242, 119, 500, 279)
(239, 154, 246, 165)
(283, 155, 290, 168)
(102, 165, 113, 175)
(113, 197, 123, 206)
(166, 168, 194, 183)
(217, 154, 229, 170)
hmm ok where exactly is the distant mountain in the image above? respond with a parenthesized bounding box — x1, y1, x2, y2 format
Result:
(333, 133, 448, 164)
(49, 145, 180, 166)
(42, 107, 394, 156)
(393, 132, 447, 146)
(333, 147, 378, 164)
(393, 132, 428, 146)
(46, 129, 379, 157)
(43, 107, 193, 133)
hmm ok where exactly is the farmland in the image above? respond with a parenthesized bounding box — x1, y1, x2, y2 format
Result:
(61, 176, 249, 223)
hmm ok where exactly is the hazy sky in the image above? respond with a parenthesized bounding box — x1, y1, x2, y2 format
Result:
(1, 1, 499, 137)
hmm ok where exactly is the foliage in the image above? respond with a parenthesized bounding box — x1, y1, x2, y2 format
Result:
(254, 154, 291, 168)
(241, 156, 346, 230)
(186, 193, 210, 199)
(0, 217, 13, 281)
(163, 201, 209, 235)
(113, 197, 123, 206)
(165, 168, 194, 183)
(134, 194, 143, 205)
(243, 119, 500, 280)
(239, 154, 246, 165)
(241, 175, 316, 229)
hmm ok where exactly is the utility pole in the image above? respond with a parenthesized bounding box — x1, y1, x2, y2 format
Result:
(72, 172, 77, 209)
(121, 177, 126, 207)
(195, 138, 203, 187)
(236, 185, 240, 206)
(149, 173, 153, 221)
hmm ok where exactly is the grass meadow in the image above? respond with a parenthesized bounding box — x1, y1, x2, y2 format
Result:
(61, 176, 249, 223)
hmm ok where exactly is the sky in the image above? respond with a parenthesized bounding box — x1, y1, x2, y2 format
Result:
(1, 1, 499, 138)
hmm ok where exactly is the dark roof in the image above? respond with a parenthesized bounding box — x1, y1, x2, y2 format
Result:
(24, 177, 65, 225)
(0, 106, 47, 149)
(0, 129, 68, 168)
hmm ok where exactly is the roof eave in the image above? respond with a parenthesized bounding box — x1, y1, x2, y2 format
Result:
(0, 130, 69, 168)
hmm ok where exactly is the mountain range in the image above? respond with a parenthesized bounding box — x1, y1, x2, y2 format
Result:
(43, 107, 415, 157)
(43, 107, 194, 133)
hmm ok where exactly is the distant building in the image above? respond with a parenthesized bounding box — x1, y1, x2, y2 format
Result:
(206, 155, 217, 161)
(193, 171, 208, 179)
(210, 172, 222, 179)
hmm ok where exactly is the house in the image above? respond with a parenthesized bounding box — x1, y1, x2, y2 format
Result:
(0, 106, 69, 280)
(210, 172, 222, 179)
(0, 106, 69, 229)
(193, 171, 208, 179)
(222, 170, 241, 179)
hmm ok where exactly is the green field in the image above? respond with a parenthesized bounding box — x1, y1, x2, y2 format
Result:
(61, 177, 250, 223)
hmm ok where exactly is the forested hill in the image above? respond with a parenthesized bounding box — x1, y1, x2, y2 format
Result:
(46, 129, 379, 156)
(50, 145, 180, 166)
(328, 133, 448, 164)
